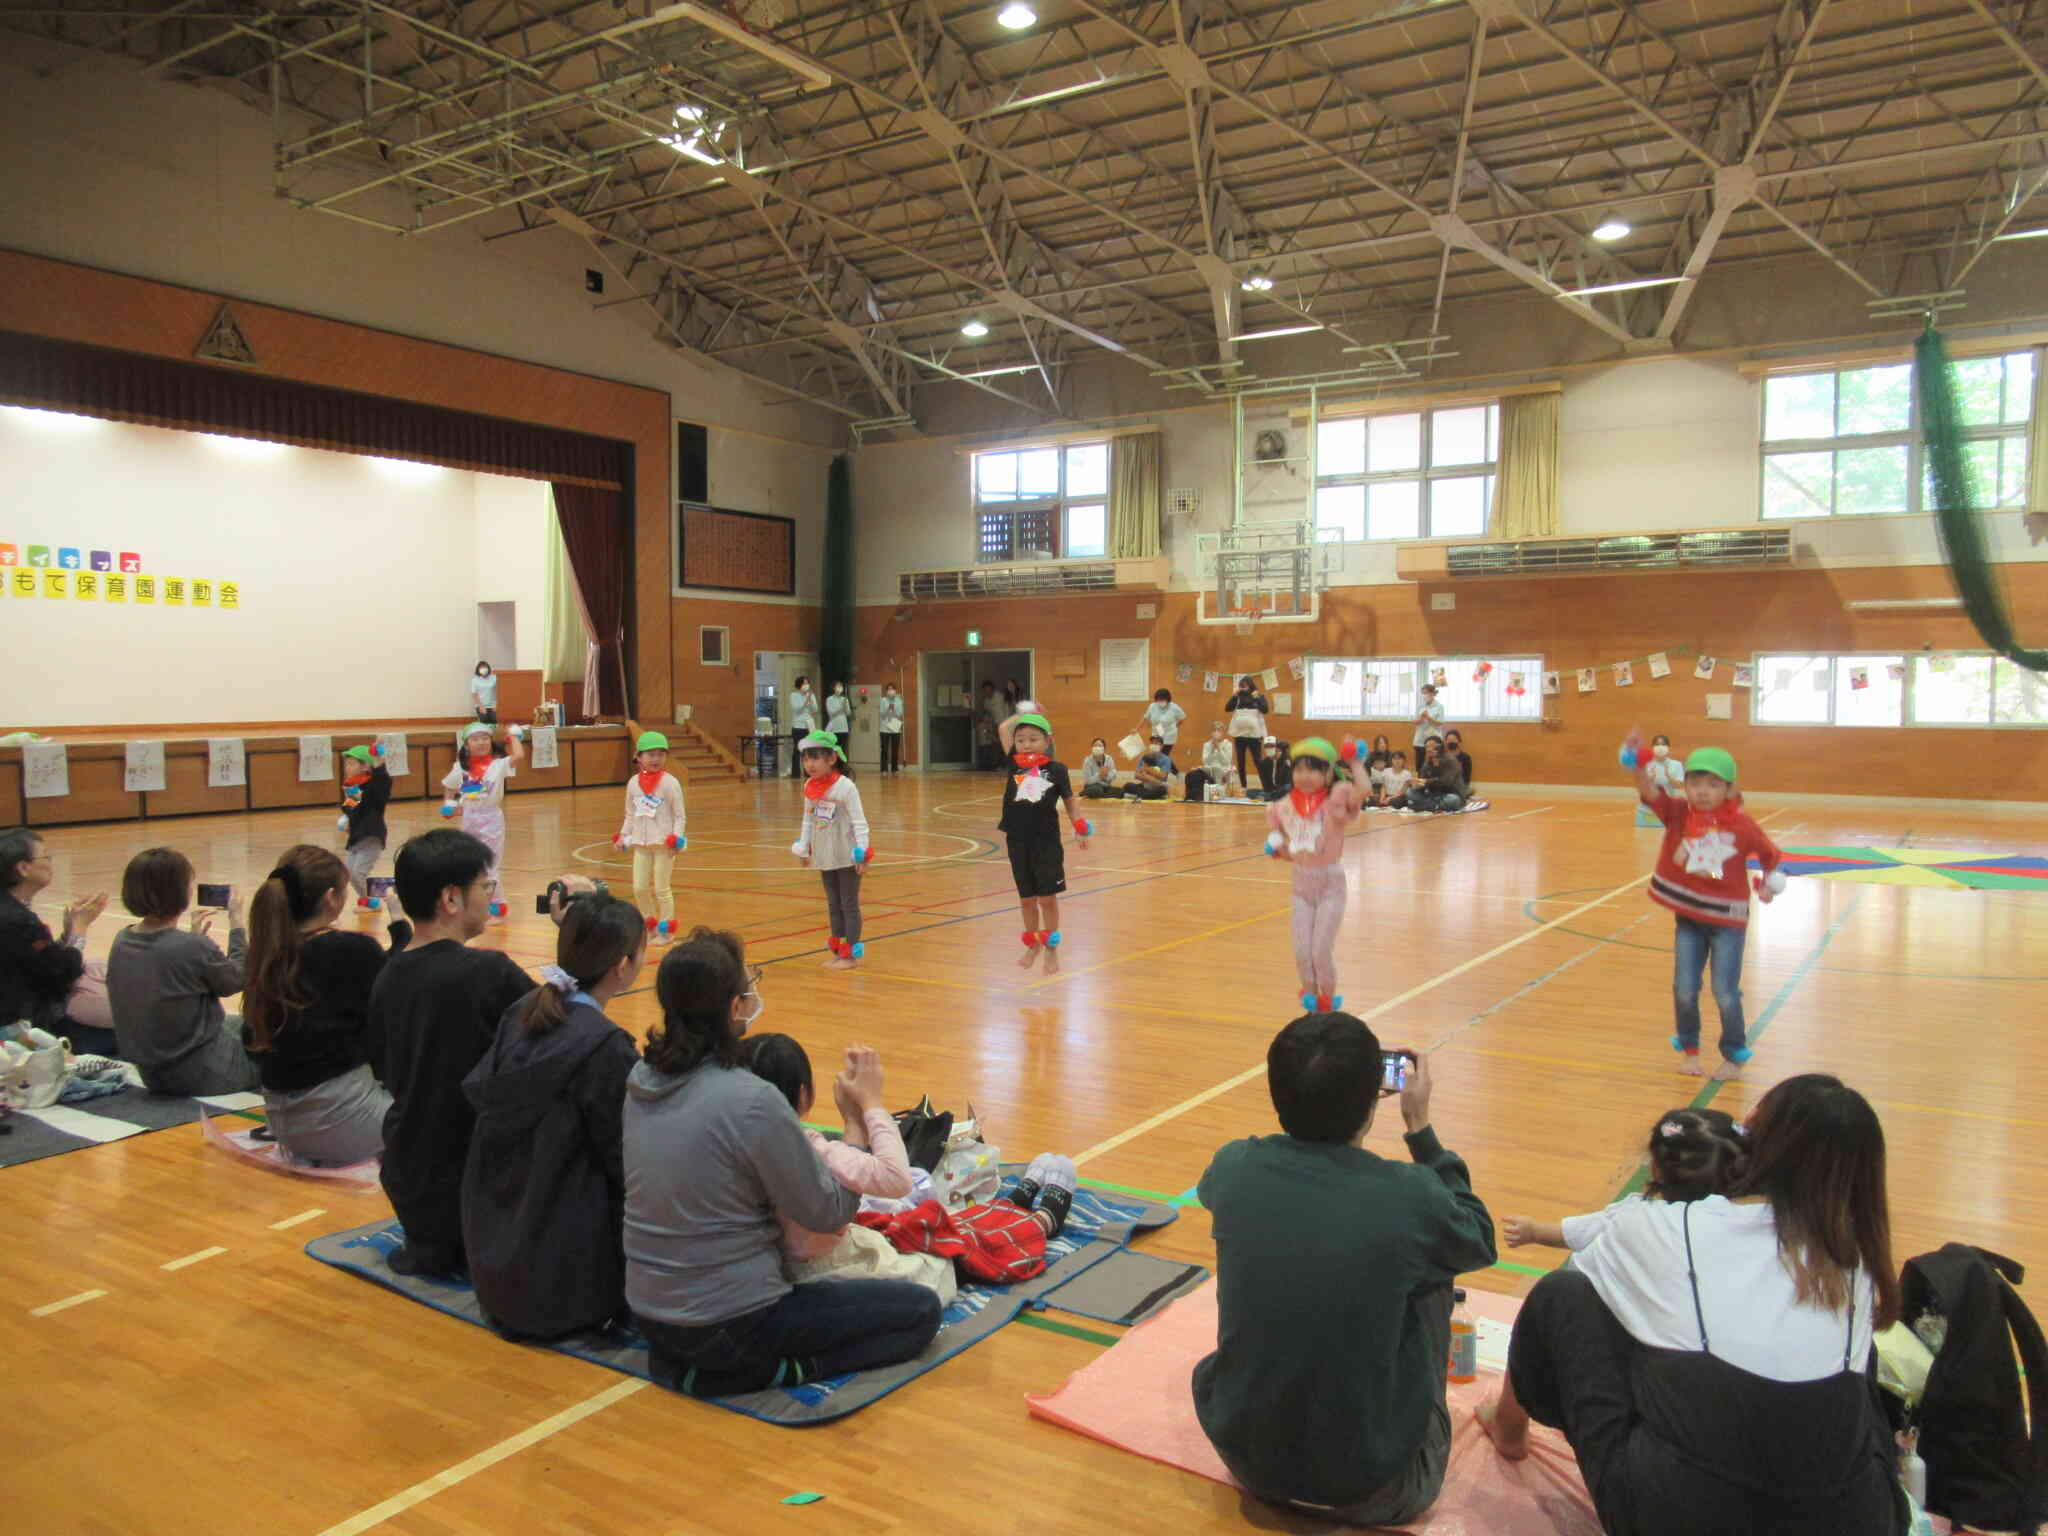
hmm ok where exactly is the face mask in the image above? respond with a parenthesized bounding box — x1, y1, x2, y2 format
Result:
(737, 989, 765, 1032)
(1652, 743, 1669, 758)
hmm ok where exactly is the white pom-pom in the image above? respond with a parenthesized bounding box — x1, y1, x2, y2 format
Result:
(790, 841, 808, 858)
(1763, 868, 1789, 894)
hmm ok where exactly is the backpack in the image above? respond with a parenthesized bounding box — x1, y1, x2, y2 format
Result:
(1895, 1244, 2048, 1530)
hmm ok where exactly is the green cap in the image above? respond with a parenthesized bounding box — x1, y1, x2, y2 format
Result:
(1013, 712, 1053, 736)
(458, 723, 492, 748)
(635, 731, 670, 753)
(1684, 746, 1738, 783)
(799, 730, 843, 759)
(342, 745, 374, 765)
(1291, 736, 1337, 766)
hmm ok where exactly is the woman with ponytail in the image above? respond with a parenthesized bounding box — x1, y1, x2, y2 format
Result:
(460, 895, 645, 1339)
(242, 844, 409, 1166)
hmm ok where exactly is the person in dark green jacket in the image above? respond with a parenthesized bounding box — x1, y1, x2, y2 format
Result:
(1193, 1012, 1497, 1525)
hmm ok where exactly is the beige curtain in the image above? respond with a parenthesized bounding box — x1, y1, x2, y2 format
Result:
(1492, 393, 1561, 539)
(542, 487, 595, 711)
(2030, 344, 2046, 513)
(1107, 432, 1162, 558)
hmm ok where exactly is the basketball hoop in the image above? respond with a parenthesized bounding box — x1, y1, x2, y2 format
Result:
(1233, 607, 1261, 638)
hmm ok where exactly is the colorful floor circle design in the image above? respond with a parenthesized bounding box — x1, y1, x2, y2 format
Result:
(1756, 847, 2048, 892)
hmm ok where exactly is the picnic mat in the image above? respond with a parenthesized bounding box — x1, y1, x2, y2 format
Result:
(1026, 1282, 1600, 1535)
(306, 1168, 1179, 1426)
(198, 1111, 382, 1187)
(0, 1078, 263, 1169)
(1037, 1247, 1208, 1326)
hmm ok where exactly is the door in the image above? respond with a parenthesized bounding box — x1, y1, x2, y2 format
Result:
(774, 653, 822, 733)
(477, 601, 517, 671)
(847, 682, 883, 769)
(921, 651, 975, 770)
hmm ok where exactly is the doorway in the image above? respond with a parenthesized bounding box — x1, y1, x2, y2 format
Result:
(755, 649, 820, 779)
(920, 649, 1031, 771)
(476, 602, 516, 672)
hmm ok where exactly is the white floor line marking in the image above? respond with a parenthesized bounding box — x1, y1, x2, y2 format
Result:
(30, 1288, 107, 1317)
(1073, 872, 1651, 1168)
(160, 1245, 227, 1271)
(315, 1379, 648, 1536)
(269, 1208, 327, 1230)
(1506, 806, 1554, 820)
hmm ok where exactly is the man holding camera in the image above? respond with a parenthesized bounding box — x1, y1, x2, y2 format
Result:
(1193, 1012, 1496, 1526)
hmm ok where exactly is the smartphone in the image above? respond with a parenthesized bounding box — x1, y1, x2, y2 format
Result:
(367, 876, 395, 899)
(1381, 1049, 1415, 1095)
(196, 882, 232, 909)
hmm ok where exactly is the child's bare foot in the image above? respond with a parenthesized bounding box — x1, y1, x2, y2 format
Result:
(1678, 1052, 1704, 1076)
(822, 955, 855, 971)
(1017, 944, 1042, 970)
(1041, 948, 1060, 974)
(1710, 1058, 1744, 1082)
(1476, 1399, 1530, 1461)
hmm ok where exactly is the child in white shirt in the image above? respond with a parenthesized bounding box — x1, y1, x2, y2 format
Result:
(1499, 1107, 1747, 1252)
(613, 729, 686, 942)
(440, 722, 523, 915)
(792, 731, 870, 970)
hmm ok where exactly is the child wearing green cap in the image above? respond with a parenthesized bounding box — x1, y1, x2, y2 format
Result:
(793, 731, 870, 968)
(1264, 735, 1369, 1011)
(1622, 730, 1787, 1080)
(339, 743, 394, 907)
(997, 703, 1091, 972)
(615, 730, 686, 941)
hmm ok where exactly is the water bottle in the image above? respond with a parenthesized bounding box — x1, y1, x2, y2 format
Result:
(1900, 1429, 1927, 1509)
(1448, 1288, 1477, 1384)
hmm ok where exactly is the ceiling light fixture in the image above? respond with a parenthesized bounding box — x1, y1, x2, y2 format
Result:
(997, 2, 1037, 28)
(1590, 216, 1631, 242)
(960, 362, 1037, 378)
(1239, 267, 1274, 292)
(961, 318, 990, 338)
(1992, 224, 2048, 242)
(1558, 275, 1684, 298)
(1229, 323, 1324, 341)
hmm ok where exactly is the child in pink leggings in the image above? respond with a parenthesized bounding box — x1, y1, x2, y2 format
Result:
(1264, 736, 1368, 1012)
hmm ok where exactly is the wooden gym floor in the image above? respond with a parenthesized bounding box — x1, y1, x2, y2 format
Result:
(11, 772, 2047, 1535)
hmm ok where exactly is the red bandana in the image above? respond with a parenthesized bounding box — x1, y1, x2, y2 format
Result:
(1013, 752, 1049, 770)
(1680, 791, 1744, 841)
(803, 769, 841, 800)
(637, 768, 666, 795)
(465, 751, 494, 777)
(342, 766, 370, 787)
(1289, 788, 1329, 821)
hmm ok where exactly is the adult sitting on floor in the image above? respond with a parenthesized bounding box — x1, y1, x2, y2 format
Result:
(0, 826, 116, 1056)
(1479, 1073, 1908, 1535)
(1123, 735, 1176, 800)
(1405, 735, 1467, 814)
(1182, 721, 1237, 802)
(622, 927, 942, 1397)
(1444, 728, 1474, 795)
(1194, 1013, 1497, 1526)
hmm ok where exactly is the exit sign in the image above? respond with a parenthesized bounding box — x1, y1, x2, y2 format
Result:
(966, 630, 982, 647)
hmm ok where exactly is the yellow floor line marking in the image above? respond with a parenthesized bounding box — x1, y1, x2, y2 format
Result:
(1506, 806, 1553, 820)
(269, 1208, 327, 1230)
(160, 1246, 227, 1271)
(30, 1288, 107, 1317)
(1027, 906, 1290, 989)
(1073, 874, 1650, 1167)
(315, 1379, 648, 1536)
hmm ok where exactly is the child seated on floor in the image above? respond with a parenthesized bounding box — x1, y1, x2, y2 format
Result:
(1372, 751, 1413, 808)
(1499, 1106, 1747, 1253)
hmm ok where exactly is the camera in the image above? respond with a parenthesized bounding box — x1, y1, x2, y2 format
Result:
(535, 877, 609, 915)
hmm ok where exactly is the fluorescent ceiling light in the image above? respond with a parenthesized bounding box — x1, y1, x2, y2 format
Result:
(0, 404, 105, 430)
(664, 103, 724, 164)
(1590, 217, 1631, 242)
(1842, 598, 1963, 612)
(1239, 269, 1274, 292)
(1558, 275, 1683, 298)
(961, 319, 990, 338)
(199, 432, 289, 456)
(1992, 225, 2048, 242)
(1230, 323, 1323, 341)
(664, 2, 831, 88)
(997, 2, 1037, 28)
(961, 363, 1036, 378)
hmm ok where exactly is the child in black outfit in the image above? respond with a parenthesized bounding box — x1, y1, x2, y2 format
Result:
(338, 744, 395, 909)
(996, 705, 1091, 975)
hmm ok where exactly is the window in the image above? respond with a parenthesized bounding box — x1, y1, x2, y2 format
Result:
(1754, 652, 2048, 727)
(972, 440, 1110, 561)
(699, 625, 730, 666)
(1313, 403, 1499, 543)
(1305, 656, 1541, 722)
(1761, 350, 2034, 519)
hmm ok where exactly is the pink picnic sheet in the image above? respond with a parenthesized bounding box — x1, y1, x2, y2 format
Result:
(1026, 1281, 1601, 1536)
(198, 1110, 383, 1187)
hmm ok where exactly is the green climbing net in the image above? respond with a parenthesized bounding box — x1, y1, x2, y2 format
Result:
(1916, 323, 2046, 671)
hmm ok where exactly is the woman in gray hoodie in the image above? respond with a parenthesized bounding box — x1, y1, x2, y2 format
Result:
(621, 929, 942, 1396)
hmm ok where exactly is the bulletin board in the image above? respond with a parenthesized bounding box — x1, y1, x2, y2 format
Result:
(678, 505, 795, 594)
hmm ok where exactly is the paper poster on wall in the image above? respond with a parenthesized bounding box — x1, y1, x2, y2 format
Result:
(1431, 667, 1448, 688)
(1272, 692, 1294, 715)
(1472, 660, 1493, 682)
(9, 569, 33, 598)
(26, 545, 50, 567)
(1694, 656, 1716, 680)
(1507, 672, 1526, 696)
(23, 743, 69, 799)
(219, 580, 240, 611)
(1175, 663, 1193, 684)
(90, 551, 111, 572)
(1928, 654, 1954, 673)
(134, 574, 157, 604)
(529, 726, 560, 770)
(123, 740, 165, 793)
(1732, 664, 1755, 688)
(192, 578, 214, 608)
(0, 543, 15, 566)
(73, 571, 98, 601)
(207, 738, 246, 789)
(298, 735, 333, 783)
(1330, 663, 1348, 685)
(1261, 667, 1281, 689)
(43, 569, 67, 599)
(120, 553, 142, 574)
(1287, 656, 1306, 680)
(105, 573, 127, 603)
(1203, 671, 1219, 693)
(1542, 671, 1561, 696)
(1612, 661, 1634, 687)
(375, 733, 411, 776)
(1886, 662, 1905, 682)
(1363, 674, 1379, 695)
(1848, 666, 1870, 691)
(1811, 668, 1829, 693)
(1576, 668, 1597, 694)
(1099, 638, 1151, 702)
(1705, 693, 1734, 721)
(164, 577, 187, 607)
(1647, 652, 1671, 679)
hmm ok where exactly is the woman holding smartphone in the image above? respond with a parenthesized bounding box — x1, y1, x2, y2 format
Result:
(106, 848, 258, 1095)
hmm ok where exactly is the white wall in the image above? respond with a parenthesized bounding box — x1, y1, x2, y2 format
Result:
(0, 406, 555, 726)
(472, 473, 553, 671)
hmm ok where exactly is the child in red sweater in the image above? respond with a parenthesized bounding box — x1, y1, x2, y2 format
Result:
(1623, 732, 1785, 1082)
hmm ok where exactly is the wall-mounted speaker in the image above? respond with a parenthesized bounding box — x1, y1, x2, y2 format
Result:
(676, 421, 708, 503)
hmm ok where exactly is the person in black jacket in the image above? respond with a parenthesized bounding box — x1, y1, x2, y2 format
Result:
(463, 894, 644, 1339)
(373, 829, 536, 1277)
(243, 844, 410, 1166)
(0, 826, 116, 1055)
(338, 744, 396, 908)
(1443, 729, 1475, 795)
(1226, 678, 1270, 790)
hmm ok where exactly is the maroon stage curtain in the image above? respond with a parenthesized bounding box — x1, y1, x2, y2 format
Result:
(0, 329, 630, 488)
(552, 482, 631, 718)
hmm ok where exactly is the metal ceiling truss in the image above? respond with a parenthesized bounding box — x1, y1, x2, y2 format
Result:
(8, 0, 2047, 426)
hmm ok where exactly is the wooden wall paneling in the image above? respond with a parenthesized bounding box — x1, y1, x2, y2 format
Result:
(669, 595, 821, 753)
(247, 739, 335, 811)
(1, 759, 21, 826)
(147, 743, 248, 817)
(24, 748, 138, 826)
(508, 741, 571, 793)
(574, 735, 631, 787)
(495, 670, 543, 724)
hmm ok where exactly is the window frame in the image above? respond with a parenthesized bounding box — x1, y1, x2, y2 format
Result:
(1750, 650, 2048, 729)
(1312, 402, 1501, 545)
(1304, 654, 1544, 724)
(971, 440, 1111, 562)
(698, 625, 731, 667)
(1758, 349, 2035, 521)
